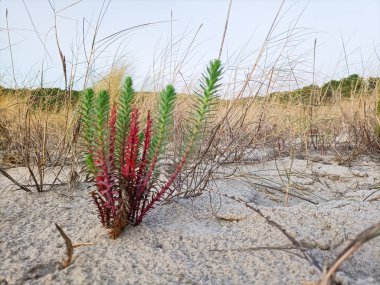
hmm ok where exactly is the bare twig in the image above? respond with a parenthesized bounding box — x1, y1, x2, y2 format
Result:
(22, 0, 53, 62)
(317, 221, 380, 285)
(204, 188, 323, 273)
(5, 9, 17, 87)
(218, 0, 233, 60)
(55, 223, 95, 269)
(0, 167, 32, 192)
(55, 223, 74, 269)
(340, 33, 350, 76)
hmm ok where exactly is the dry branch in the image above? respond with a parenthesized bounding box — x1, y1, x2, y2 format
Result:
(317, 221, 380, 285)
(55, 223, 95, 269)
(55, 223, 74, 269)
(0, 167, 31, 192)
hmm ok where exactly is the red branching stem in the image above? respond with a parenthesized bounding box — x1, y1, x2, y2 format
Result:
(122, 108, 139, 196)
(135, 143, 193, 225)
(140, 145, 160, 198)
(91, 192, 108, 227)
(132, 112, 153, 221)
(94, 152, 118, 217)
(136, 112, 153, 184)
(131, 146, 160, 224)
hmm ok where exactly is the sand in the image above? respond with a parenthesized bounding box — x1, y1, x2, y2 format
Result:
(0, 154, 379, 285)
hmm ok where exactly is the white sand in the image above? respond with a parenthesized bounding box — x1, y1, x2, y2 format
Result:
(1, 155, 379, 284)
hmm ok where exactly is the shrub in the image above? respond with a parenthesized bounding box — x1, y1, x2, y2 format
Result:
(321, 74, 366, 98)
(81, 59, 222, 238)
(29, 88, 81, 110)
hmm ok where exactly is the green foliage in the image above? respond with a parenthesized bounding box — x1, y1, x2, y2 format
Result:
(190, 59, 223, 141)
(320, 80, 340, 98)
(81, 59, 223, 238)
(321, 74, 366, 98)
(81, 89, 96, 173)
(115, 76, 135, 164)
(270, 84, 320, 103)
(30, 88, 81, 110)
(94, 90, 111, 150)
(148, 84, 177, 161)
(0, 86, 80, 110)
(270, 74, 380, 103)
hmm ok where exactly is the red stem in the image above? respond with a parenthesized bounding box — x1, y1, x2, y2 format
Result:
(135, 143, 193, 225)
(133, 112, 153, 221)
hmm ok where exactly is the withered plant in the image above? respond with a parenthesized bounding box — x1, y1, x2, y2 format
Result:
(81, 59, 222, 238)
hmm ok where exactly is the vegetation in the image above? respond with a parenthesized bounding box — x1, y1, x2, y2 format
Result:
(29, 88, 81, 110)
(80, 60, 222, 238)
(270, 75, 380, 103)
(0, 86, 81, 110)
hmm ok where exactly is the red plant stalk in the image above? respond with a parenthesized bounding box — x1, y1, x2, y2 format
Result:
(91, 192, 110, 227)
(133, 118, 175, 225)
(92, 107, 119, 227)
(135, 112, 153, 186)
(133, 144, 162, 224)
(138, 136, 162, 202)
(122, 108, 139, 197)
(93, 152, 118, 222)
(131, 112, 153, 221)
(134, 143, 193, 225)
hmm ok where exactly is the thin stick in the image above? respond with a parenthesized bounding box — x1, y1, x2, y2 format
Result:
(204, 188, 323, 273)
(55, 223, 95, 270)
(0, 167, 32, 192)
(170, 10, 173, 80)
(55, 223, 74, 269)
(5, 9, 17, 87)
(22, 0, 53, 62)
(312, 38, 317, 104)
(218, 0, 233, 60)
(73, 242, 95, 248)
(47, 0, 68, 90)
(318, 221, 380, 285)
(340, 33, 350, 76)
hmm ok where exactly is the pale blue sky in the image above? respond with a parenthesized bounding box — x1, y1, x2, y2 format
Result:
(0, 0, 379, 94)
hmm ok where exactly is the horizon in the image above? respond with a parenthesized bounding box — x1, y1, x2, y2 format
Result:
(0, 72, 376, 95)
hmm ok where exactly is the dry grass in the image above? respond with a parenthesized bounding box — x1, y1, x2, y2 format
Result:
(1, 82, 379, 182)
(0, 88, 79, 191)
(1, 85, 379, 152)
(169, 87, 379, 196)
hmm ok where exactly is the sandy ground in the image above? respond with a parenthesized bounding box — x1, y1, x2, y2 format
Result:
(0, 154, 380, 285)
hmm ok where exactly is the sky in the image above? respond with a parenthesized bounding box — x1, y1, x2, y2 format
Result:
(0, 0, 379, 94)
